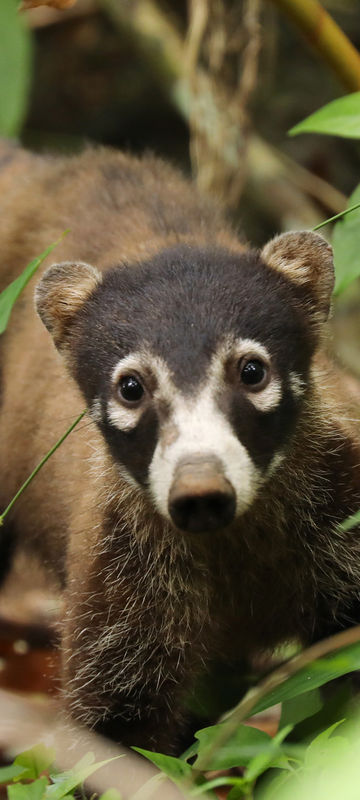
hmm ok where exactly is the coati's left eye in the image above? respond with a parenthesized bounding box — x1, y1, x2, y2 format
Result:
(239, 358, 268, 389)
(118, 375, 145, 405)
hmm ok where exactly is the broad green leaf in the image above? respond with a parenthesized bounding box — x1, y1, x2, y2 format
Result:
(0, 0, 32, 136)
(45, 756, 122, 800)
(289, 93, 360, 139)
(0, 764, 29, 783)
(227, 787, 249, 800)
(14, 745, 55, 781)
(132, 748, 192, 784)
(333, 184, 360, 295)
(226, 784, 253, 800)
(245, 726, 293, 782)
(98, 790, 123, 800)
(303, 720, 347, 769)
(288, 680, 352, 743)
(263, 718, 360, 800)
(8, 777, 48, 800)
(280, 689, 323, 729)
(192, 776, 247, 796)
(237, 640, 360, 719)
(258, 769, 293, 800)
(0, 240, 61, 335)
(193, 723, 272, 771)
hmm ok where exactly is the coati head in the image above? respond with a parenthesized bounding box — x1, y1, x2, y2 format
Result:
(35, 231, 334, 535)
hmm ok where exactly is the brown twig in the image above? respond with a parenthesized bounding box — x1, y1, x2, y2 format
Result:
(99, 0, 341, 222)
(186, 0, 263, 206)
(267, 0, 360, 91)
(20, 0, 76, 9)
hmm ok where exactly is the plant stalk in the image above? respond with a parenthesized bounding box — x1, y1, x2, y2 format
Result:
(0, 409, 87, 526)
(312, 200, 360, 231)
(267, 0, 360, 92)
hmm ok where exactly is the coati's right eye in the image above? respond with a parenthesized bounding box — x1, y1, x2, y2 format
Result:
(118, 375, 145, 405)
(239, 358, 268, 389)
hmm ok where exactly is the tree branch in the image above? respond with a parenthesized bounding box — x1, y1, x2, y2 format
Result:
(268, 0, 360, 92)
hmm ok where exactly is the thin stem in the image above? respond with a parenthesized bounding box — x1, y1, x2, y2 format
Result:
(312, 200, 360, 231)
(195, 625, 360, 773)
(0, 409, 87, 526)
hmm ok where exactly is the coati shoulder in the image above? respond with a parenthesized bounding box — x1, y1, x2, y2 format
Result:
(1, 143, 360, 752)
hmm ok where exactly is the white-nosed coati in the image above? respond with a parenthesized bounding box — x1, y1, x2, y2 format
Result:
(1, 140, 360, 753)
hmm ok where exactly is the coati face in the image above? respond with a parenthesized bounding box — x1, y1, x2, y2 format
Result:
(36, 231, 334, 534)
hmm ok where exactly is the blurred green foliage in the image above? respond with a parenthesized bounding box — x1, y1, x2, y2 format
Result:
(290, 91, 360, 138)
(290, 91, 360, 293)
(0, 0, 32, 137)
(0, 745, 122, 800)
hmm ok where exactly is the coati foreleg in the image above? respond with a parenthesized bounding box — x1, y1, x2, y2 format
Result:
(61, 527, 212, 753)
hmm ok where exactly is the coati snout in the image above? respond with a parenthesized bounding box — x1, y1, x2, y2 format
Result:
(168, 455, 236, 533)
(2, 145, 360, 753)
(36, 233, 333, 535)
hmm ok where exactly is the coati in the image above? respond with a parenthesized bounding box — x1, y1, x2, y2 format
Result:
(1, 140, 360, 753)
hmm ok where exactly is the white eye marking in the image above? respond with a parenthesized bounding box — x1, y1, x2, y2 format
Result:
(107, 398, 142, 432)
(248, 377, 282, 412)
(111, 353, 145, 387)
(231, 338, 282, 412)
(89, 397, 102, 422)
(108, 354, 146, 430)
(107, 351, 176, 433)
(289, 371, 306, 398)
(234, 338, 272, 364)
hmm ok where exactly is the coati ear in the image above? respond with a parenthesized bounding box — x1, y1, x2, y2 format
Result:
(35, 261, 102, 350)
(261, 231, 334, 323)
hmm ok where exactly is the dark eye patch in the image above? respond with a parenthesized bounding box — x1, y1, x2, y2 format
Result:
(227, 386, 298, 472)
(100, 406, 159, 486)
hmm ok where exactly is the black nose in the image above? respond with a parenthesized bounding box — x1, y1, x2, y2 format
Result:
(168, 457, 236, 534)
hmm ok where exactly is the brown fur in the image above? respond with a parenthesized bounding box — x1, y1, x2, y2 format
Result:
(1, 143, 360, 753)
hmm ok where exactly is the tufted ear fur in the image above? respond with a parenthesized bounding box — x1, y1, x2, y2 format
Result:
(261, 231, 334, 323)
(35, 261, 102, 351)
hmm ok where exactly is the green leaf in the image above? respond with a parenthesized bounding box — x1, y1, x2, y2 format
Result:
(258, 769, 294, 800)
(0, 0, 32, 136)
(245, 726, 293, 782)
(191, 776, 247, 796)
(289, 92, 360, 139)
(333, 184, 360, 295)
(239, 640, 360, 719)
(287, 680, 352, 743)
(280, 689, 323, 729)
(98, 790, 123, 800)
(194, 723, 272, 771)
(0, 238, 63, 335)
(45, 755, 122, 800)
(0, 245, 52, 332)
(304, 721, 348, 770)
(132, 748, 192, 784)
(8, 777, 48, 800)
(0, 764, 29, 784)
(14, 745, 55, 781)
(227, 787, 249, 800)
